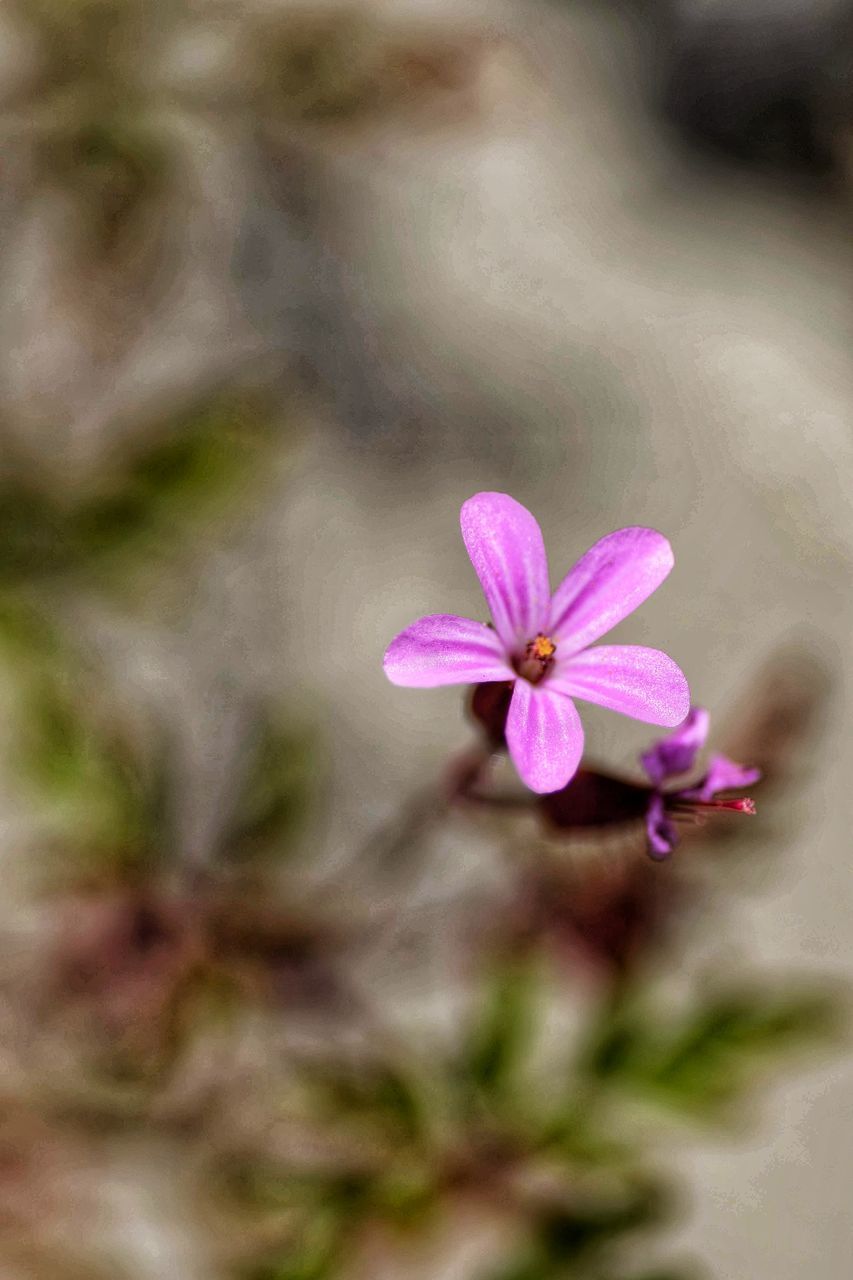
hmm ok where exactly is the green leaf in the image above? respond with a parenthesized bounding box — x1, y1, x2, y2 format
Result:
(307, 1058, 426, 1147)
(538, 1099, 635, 1169)
(240, 1208, 343, 1280)
(577, 1006, 648, 1083)
(641, 988, 838, 1117)
(460, 956, 539, 1100)
(225, 714, 316, 863)
(535, 1179, 665, 1265)
(0, 479, 73, 583)
(20, 674, 166, 870)
(577, 985, 840, 1122)
(0, 389, 282, 589)
(0, 596, 170, 870)
(0, 592, 64, 668)
(484, 1178, 668, 1280)
(613, 1270, 702, 1280)
(72, 389, 279, 569)
(483, 1262, 557, 1280)
(371, 1163, 436, 1225)
(45, 112, 170, 258)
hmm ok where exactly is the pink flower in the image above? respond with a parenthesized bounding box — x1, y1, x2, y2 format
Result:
(641, 707, 761, 858)
(384, 492, 690, 793)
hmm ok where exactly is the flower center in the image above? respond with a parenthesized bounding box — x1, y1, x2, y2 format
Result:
(515, 633, 556, 684)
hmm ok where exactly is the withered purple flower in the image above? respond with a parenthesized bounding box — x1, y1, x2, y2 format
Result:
(642, 707, 761, 858)
(384, 492, 689, 793)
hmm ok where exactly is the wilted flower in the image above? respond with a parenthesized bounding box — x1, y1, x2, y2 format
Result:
(535, 707, 759, 862)
(641, 707, 761, 858)
(384, 492, 689, 792)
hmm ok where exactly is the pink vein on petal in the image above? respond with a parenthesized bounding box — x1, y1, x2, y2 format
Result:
(460, 492, 550, 653)
(548, 527, 674, 653)
(551, 645, 690, 726)
(383, 614, 513, 687)
(505, 680, 584, 793)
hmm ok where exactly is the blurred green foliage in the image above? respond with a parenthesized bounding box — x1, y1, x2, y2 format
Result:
(0, 380, 837, 1279)
(460, 955, 539, 1102)
(44, 114, 170, 259)
(255, 9, 379, 123)
(577, 985, 839, 1123)
(0, 593, 162, 869)
(0, 389, 284, 588)
(0, 594, 314, 877)
(226, 944, 841, 1280)
(225, 715, 316, 866)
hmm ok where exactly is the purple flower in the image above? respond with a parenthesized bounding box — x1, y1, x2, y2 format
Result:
(383, 492, 690, 793)
(641, 707, 761, 858)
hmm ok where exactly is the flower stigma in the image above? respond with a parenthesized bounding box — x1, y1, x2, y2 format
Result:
(516, 633, 557, 684)
(672, 796, 757, 817)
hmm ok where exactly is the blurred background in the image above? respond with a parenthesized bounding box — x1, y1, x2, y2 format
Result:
(0, 0, 851, 1276)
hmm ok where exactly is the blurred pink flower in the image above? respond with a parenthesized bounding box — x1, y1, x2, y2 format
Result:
(385, 492, 689, 792)
(641, 707, 761, 858)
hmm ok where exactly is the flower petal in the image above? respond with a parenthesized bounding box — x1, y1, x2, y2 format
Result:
(384, 614, 513, 687)
(682, 754, 762, 803)
(548, 527, 674, 653)
(640, 706, 710, 785)
(460, 492, 550, 652)
(505, 681, 584, 794)
(646, 793, 679, 859)
(552, 645, 690, 727)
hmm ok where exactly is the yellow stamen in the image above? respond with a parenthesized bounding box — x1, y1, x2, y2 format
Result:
(529, 634, 556, 661)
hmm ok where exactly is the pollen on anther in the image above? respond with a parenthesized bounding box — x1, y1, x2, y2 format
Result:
(529, 634, 556, 661)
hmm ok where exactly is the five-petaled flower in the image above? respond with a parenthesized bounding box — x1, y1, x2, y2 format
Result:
(641, 707, 761, 858)
(383, 492, 690, 793)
